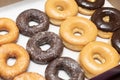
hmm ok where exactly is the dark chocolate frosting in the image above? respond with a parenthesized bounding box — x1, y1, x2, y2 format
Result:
(111, 29, 120, 54)
(91, 7, 120, 32)
(75, 0, 105, 10)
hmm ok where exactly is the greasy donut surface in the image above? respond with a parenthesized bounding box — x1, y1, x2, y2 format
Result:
(45, 0, 78, 25)
(0, 43, 30, 80)
(16, 9, 49, 37)
(13, 72, 45, 80)
(79, 41, 119, 78)
(26, 31, 63, 64)
(45, 57, 84, 80)
(75, 0, 105, 10)
(91, 7, 120, 32)
(0, 18, 19, 45)
(111, 29, 120, 54)
(60, 16, 97, 51)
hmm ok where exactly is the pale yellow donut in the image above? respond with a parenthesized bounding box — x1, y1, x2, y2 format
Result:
(13, 72, 45, 80)
(78, 7, 95, 16)
(79, 41, 120, 79)
(0, 18, 19, 45)
(98, 30, 113, 39)
(45, 0, 78, 25)
(60, 16, 97, 51)
(0, 43, 30, 79)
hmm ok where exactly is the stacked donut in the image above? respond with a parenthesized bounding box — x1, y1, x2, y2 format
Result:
(0, 0, 120, 80)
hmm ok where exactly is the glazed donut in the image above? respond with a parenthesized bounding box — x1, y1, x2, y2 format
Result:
(45, 0, 78, 25)
(60, 16, 97, 51)
(91, 7, 120, 38)
(0, 43, 30, 80)
(16, 9, 49, 37)
(26, 31, 63, 64)
(75, 0, 105, 15)
(45, 57, 84, 80)
(13, 72, 45, 80)
(79, 41, 120, 79)
(111, 29, 120, 54)
(0, 18, 19, 45)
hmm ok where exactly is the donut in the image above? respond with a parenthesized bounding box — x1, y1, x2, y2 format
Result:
(0, 43, 30, 80)
(60, 16, 97, 51)
(111, 29, 120, 54)
(26, 31, 63, 64)
(79, 41, 120, 79)
(0, 18, 19, 45)
(45, 57, 85, 80)
(91, 7, 120, 38)
(16, 9, 49, 37)
(75, 0, 105, 15)
(13, 72, 45, 80)
(45, 0, 78, 25)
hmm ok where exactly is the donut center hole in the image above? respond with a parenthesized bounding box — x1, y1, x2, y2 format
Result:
(87, 0, 95, 2)
(7, 58, 16, 66)
(58, 70, 70, 79)
(29, 21, 39, 27)
(93, 54, 105, 64)
(0, 30, 8, 35)
(73, 28, 83, 36)
(40, 44, 50, 51)
(103, 16, 110, 23)
(56, 5, 64, 11)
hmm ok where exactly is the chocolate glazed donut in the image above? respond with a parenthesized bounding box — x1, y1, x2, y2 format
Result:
(91, 7, 120, 32)
(75, 0, 105, 10)
(111, 29, 120, 54)
(16, 9, 49, 37)
(26, 31, 64, 64)
(45, 57, 85, 80)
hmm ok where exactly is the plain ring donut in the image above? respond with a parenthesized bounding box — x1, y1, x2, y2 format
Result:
(13, 72, 45, 80)
(45, 57, 85, 80)
(79, 41, 120, 79)
(60, 16, 97, 51)
(75, 0, 105, 15)
(0, 18, 19, 45)
(16, 9, 49, 37)
(45, 0, 78, 25)
(26, 31, 64, 64)
(0, 43, 30, 80)
(91, 7, 120, 38)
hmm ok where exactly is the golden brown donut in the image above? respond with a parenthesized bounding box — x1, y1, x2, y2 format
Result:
(60, 16, 97, 51)
(79, 41, 120, 79)
(0, 18, 19, 45)
(0, 43, 30, 80)
(45, 0, 78, 25)
(13, 72, 45, 80)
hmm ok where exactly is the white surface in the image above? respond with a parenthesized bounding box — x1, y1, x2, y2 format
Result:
(0, 0, 113, 79)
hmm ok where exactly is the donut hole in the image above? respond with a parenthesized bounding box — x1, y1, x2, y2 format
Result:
(7, 57, 16, 66)
(73, 28, 84, 37)
(0, 30, 8, 35)
(40, 44, 51, 51)
(56, 5, 64, 11)
(58, 70, 70, 79)
(93, 54, 105, 64)
(29, 21, 39, 27)
(103, 16, 110, 23)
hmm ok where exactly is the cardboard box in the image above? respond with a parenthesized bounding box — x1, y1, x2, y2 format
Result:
(0, 0, 21, 7)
